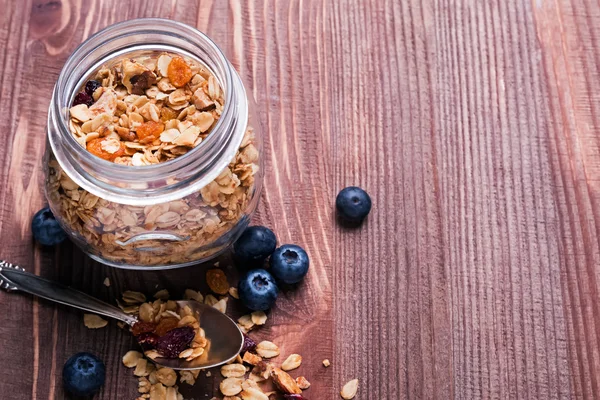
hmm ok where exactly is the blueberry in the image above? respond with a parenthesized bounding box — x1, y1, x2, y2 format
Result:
(73, 92, 93, 107)
(238, 269, 279, 311)
(84, 80, 102, 97)
(32, 207, 67, 246)
(234, 226, 277, 265)
(269, 244, 310, 284)
(62, 352, 105, 397)
(335, 186, 372, 222)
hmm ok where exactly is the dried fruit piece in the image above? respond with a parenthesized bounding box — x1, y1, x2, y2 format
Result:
(154, 317, 180, 337)
(256, 341, 280, 358)
(155, 326, 195, 358)
(73, 92, 93, 106)
(206, 269, 230, 295)
(132, 321, 157, 336)
(136, 121, 165, 143)
(241, 334, 257, 353)
(85, 80, 102, 96)
(281, 354, 302, 371)
(296, 376, 311, 390)
(340, 379, 359, 399)
(167, 57, 193, 87)
(160, 107, 179, 122)
(284, 395, 307, 400)
(86, 138, 125, 161)
(271, 367, 302, 394)
(137, 332, 160, 350)
(220, 377, 244, 396)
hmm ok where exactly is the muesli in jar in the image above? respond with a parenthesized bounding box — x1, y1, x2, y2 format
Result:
(46, 52, 259, 267)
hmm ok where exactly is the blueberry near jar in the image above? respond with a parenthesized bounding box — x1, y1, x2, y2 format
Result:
(44, 19, 263, 269)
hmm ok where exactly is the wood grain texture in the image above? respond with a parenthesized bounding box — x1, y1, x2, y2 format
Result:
(0, 0, 599, 399)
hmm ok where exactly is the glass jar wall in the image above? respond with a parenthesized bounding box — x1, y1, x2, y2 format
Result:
(44, 19, 263, 269)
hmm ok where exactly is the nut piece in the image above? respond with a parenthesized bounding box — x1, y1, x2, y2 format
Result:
(155, 367, 177, 387)
(206, 269, 230, 295)
(220, 377, 244, 396)
(323, 359, 331, 367)
(83, 314, 108, 329)
(340, 379, 359, 399)
(281, 354, 302, 371)
(251, 311, 267, 326)
(256, 341, 280, 359)
(183, 289, 204, 303)
(221, 363, 247, 378)
(270, 367, 302, 394)
(213, 298, 228, 313)
(229, 287, 239, 299)
(296, 376, 311, 389)
(122, 350, 143, 368)
(242, 352, 262, 366)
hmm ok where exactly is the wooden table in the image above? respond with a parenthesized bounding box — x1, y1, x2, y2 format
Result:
(1, 0, 600, 398)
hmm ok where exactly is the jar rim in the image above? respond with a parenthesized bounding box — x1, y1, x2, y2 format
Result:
(48, 18, 249, 206)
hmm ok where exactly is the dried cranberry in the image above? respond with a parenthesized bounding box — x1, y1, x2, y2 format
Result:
(73, 92, 93, 107)
(137, 332, 160, 350)
(156, 326, 195, 358)
(85, 80, 102, 96)
(284, 395, 307, 400)
(131, 321, 157, 337)
(241, 334, 257, 353)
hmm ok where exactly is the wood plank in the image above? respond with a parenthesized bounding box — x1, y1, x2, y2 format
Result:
(0, 0, 599, 399)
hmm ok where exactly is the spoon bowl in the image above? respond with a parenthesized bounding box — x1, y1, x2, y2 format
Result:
(0, 261, 243, 370)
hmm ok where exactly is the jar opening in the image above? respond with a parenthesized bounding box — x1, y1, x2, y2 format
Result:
(48, 19, 249, 206)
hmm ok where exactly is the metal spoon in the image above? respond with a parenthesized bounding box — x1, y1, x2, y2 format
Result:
(0, 260, 243, 370)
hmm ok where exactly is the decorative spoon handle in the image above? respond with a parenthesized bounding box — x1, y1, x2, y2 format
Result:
(0, 260, 137, 325)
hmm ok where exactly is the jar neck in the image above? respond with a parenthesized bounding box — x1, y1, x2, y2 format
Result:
(48, 19, 248, 206)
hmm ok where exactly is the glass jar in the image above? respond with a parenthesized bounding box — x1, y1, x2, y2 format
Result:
(44, 19, 263, 269)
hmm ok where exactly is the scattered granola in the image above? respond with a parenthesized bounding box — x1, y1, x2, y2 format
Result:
(255, 341, 280, 359)
(103, 277, 111, 287)
(323, 359, 331, 367)
(47, 51, 260, 267)
(340, 379, 359, 399)
(296, 376, 311, 390)
(281, 354, 302, 371)
(84, 313, 108, 329)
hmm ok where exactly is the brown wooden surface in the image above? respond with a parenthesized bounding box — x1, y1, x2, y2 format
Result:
(1, 0, 600, 399)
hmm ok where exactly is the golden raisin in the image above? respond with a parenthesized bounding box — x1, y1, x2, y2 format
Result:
(136, 121, 165, 143)
(160, 107, 178, 122)
(206, 269, 229, 295)
(86, 138, 125, 161)
(154, 317, 180, 337)
(167, 57, 193, 88)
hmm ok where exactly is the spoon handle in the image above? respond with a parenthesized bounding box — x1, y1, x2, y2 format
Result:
(0, 261, 137, 325)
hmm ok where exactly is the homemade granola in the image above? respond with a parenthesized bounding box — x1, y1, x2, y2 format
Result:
(46, 51, 260, 267)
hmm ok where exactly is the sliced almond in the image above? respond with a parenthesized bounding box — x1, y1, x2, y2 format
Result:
(229, 287, 239, 299)
(340, 379, 359, 399)
(281, 354, 302, 371)
(271, 367, 301, 394)
(157, 54, 173, 77)
(256, 341, 280, 359)
(70, 104, 92, 122)
(183, 289, 204, 303)
(213, 298, 228, 313)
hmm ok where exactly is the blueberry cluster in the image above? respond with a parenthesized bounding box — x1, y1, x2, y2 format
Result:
(234, 226, 311, 311)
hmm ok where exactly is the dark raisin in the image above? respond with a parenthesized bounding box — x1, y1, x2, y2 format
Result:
(73, 92, 93, 107)
(155, 326, 195, 358)
(131, 321, 157, 337)
(241, 333, 257, 353)
(136, 332, 160, 351)
(85, 80, 102, 97)
(130, 71, 157, 95)
(284, 395, 307, 400)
